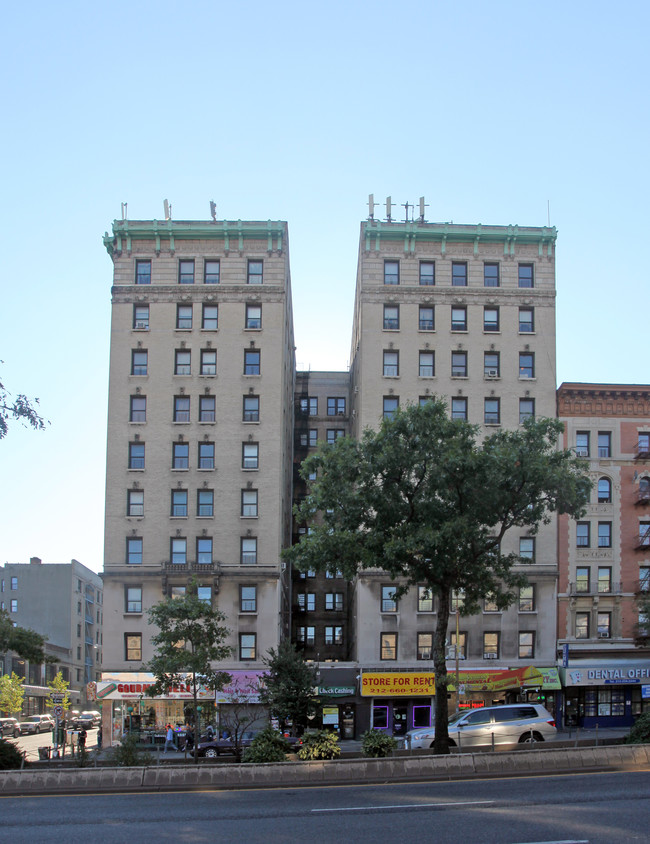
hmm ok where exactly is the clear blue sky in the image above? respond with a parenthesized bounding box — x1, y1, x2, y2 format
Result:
(1, 1, 647, 573)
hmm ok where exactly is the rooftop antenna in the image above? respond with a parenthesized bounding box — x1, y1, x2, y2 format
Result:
(547, 200, 551, 227)
(419, 196, 427, 222)
(164, 199, 173, 221)
(386, 196, 393, 222)
(210, 200, 217, 222)
(402, 200, 413, 222)
(121, 202, 128, 221)
(368, 194, 375, 220)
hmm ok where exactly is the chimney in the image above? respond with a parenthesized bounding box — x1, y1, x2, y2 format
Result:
(30, 556, 42, 565)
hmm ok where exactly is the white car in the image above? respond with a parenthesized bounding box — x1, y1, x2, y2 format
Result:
(404, 704, 557, 750)
(20, 714, 56, 734)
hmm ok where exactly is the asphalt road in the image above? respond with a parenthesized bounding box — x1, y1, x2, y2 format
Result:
(9, 728, 98, 761)
(1, 769, 649, 843)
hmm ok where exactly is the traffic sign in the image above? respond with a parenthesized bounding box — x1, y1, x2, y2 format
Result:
(53, 705, 64, 717)
(51, 693, 65, 704)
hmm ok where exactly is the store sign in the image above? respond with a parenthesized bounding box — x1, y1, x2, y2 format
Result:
(361, 667, 560, 697)
(564, 663, 650, 687)
(318, 686, 355, 697)
(642, 686, 650, 699)
(215, 672, 266, 704)
(362, 673, 436, 697)
(96, 673, 214, 700)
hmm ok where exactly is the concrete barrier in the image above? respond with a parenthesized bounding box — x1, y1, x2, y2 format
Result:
(1, 743, 648, 796)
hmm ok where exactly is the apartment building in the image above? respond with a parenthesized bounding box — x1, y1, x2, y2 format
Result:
(557, 383, 650, 727)
(100, 218, 295, 741)
(0, 557, 103, 713)
(347, 218, 561, 736)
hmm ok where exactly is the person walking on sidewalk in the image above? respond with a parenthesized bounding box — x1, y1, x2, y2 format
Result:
(164, 724, 175, 754)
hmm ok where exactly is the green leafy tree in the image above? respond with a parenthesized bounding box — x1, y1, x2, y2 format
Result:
(284, 401, 591, 754)
(46, 671, 71, 714)
(0, 365, 48, 440)
(259, 640, 320, 734)
(0, 608, 53, 665)
(0, 672, 25, 716)
(145, 580, 233, 763)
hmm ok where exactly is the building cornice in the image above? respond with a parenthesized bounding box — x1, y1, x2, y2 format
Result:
(557, 383, 650, 417)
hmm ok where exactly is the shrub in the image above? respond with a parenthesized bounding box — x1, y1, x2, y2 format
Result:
(0, 737, 24, 770)
(625, 711, 650, 744)
(109, 733, 154, 767)
(242, 727, 289, 763)
(361, 729, 398, 758)
(296, 730, 341, 761)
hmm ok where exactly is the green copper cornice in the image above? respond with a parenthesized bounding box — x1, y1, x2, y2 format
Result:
(103, 219, 287, 257)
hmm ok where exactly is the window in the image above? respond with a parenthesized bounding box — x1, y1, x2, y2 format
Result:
(519, 585, 535, 612)
(246, 304, 262, 329)
(173, 396, 190, 422)
(451, 262, 467, 286)
(484, 593, 499, 612)
(576, 566, 590, 592)
(598, 567, 612, 594)
(243, 395, 260, 422)
(242, 443, 259, 469)
(484, 398, 500, 425)
(171, 442, 189, 469)
(576, 432, 590, 457)
(451, 397, 468, 420)
(417, 633, 433, 660)
(299, 430, 318, 447)
(484, 352, 500, 377)
(305, 593, 316, 612)
(519, 537, 535, 560)
(325, 626, 343, 645)
(247, 260, 263, 284)
(519, 398, 535, 423)
(419, 261, 435, 285)
(519, 307, 534, 333)
(131, 350, 148, 376)
(484, 263, 499, 287)
(576, 612, 590, 639)
(519, 353, 535, 379)
(195, 537, 212, 564)
(126, 587, 142, 613)
(175, 350, 191, 375)
(639, 566, 650, 591)
(380, 632, 397, 660)
(195, 442, 214, 471)
(384, 260, 399, 285)
(383, 305, 399, 330)
(327, 397, 346, 416)
(200, 350, 217, 375)
(240, 585, 257, 613)
(518, 632, 535, 659)
(125, 634, 142, 661)
(199, 396, 216, 422)
(241, 537, 257, 565)
(383, 397, 399, 420)
(326, 429, 345, 444)
(639, 522, 650, 547)
(197, 586, 212, 604)
(300, 397, 318, 416)
(419, 351, 435, 377)
(239, 633, 257, 660)
(381, 585, 397, 613)
(598, 477, 612, 503)
(597, 612, 611, 638)
(418, 586, 433, 612)
(197, 489, 214, 517)
(484, 307, 499, 332)
(244, 349, 260, 375)
(518, 264, 534, 288)
(130, 396, 146, 422)
(135, 260, 151, 285)
(598, 432, 612, 458)
(171, 490, 188, 517)
(419, 305, 434, 331)
(450, 631, 466, 659)
(451, 351, 467, 377)
(383, 350, 399, 376)
(10, 599, 17, 613)
(126, 537, 143, 565)
(202, 304, 218, 330)
(296, 626, 315, 645)
(178, 259, 195, 284)
(127, 490, 144, 517)
(325, 568, 343, 579)
(483, 632, 500, 659)
(325, 593, 343, 611)
(241, 489, 258, 517)
(576, 522, 590, 547)
(451, 307, 467, 331)
(129, 442, 145, 469)
(171, 538, 187, 565)
(639, 433, 650, 455)
(133, 305, 149, 329)
(450, 589, 464, 612)
(598, 522, 612, 548)
(177, 304, 193, 329)
(204, 259, 220, 284)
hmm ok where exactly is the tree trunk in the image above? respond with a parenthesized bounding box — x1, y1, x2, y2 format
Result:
(192, 673, 199, 765)
(432, 584, 451, 755)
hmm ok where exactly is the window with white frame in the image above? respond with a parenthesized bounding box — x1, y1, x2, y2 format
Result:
(483, 632, 499, 659)
(518, 632, 535, 658)
(418, 586, 433, 612)
(380, 632, 397, 659)
(417, 633, 433, 660)
(519, 585, 535, 612)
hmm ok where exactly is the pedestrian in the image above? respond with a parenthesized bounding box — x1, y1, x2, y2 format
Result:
(205, 723, 215, 741)
(78, 727, 87, 751)
(97, 725, 102, 749)
(163, 724, 175, 754)
(185, 725, 194, 753)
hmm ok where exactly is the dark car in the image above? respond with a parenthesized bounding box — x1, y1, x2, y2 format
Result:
(74, 710, 101, 729)
(193, 730, 262, 758)
(0, 717, 21, 738)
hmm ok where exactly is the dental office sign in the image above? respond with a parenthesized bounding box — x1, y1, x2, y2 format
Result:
(565, 662, 650, 686)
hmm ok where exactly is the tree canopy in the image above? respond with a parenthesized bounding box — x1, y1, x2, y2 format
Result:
(0, 672, 24, 716)
(259, 640, 320, 733)
(0, 608, 52, 665)
(284, 399, 591, 753)
(0, 365, 48, 440)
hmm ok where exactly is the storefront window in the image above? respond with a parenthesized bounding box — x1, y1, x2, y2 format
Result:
(372, 705, 389, 729)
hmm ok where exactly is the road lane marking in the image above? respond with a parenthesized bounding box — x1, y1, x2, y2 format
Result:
(511, 840, 589, 843)
(312, 800, 494, 812)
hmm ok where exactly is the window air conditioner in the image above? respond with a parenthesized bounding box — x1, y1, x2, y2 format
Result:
(136, 322, 148, 329)
(486, 369, 498, 377)
(483, 652, 498, 659)
(599, 631, 610, 638)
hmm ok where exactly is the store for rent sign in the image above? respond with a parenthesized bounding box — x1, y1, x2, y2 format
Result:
(361, 673, 435, 696)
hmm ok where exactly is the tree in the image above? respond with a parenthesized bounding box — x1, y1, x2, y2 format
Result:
(46, 671, 71, 714)
(145, 580, 233, 763)
(0, 672, 24, 716)
(259, 640, 320, 734)
(284, 400, 591, 754)
(0, 365, 48, 440)
(0, 608, 52, 665)
(219, 675, 266, 762)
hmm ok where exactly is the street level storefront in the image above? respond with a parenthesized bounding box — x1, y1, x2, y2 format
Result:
(361, 667, 561, 737)
(559, 660, 650, 728)
(314, 667, 359, 737)
(215, 670, 268, 734)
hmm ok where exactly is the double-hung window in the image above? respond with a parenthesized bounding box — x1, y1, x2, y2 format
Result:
(451, 262, 467, 286)
(518, 264, 534, 288)
(242, 443, 259, 469)
(519, 353, 535, 379)
(198, 442, 215, 469)
(172, 442, 189, 469)
(451, 307, 467, 331)
(419, 261, 435, 285)
(244, 350, 260, 375)
(484, 398, 500, 425)
(197, 490, 214, 517)
(383, 350, 399, 376)
(383, 305, 399, 330)
(135, 260, 151, 285)
(598, 432, 611, 458)
(175, 350, 191, 375)
(419, 351, 434, 377)
(200, 349, 217, 375)
(451, 351, 467, 377)
(130, 396, 146, 422)
(241, 490, 258, 517)
(204, 259, 220, 284)
(484, 263, 499, 287)
(384, 260, 399, 285)
(173, 396, 190, 422)
(171, 490, 188, 517)
(484, 307, 499, 332)
(247, 260, 263, 284)
(199, 396, 216, 422)
(381, 585, 397, 613)
(178, 260, 195, 284)
(246, 305, 262, 329)
(202, 304, 218, 330)
(177, 305, 193, 329)
(131, 350, 148, 376)
(419, 306, 434, 330)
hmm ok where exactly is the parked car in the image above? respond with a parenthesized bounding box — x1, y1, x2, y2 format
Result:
(0, 717, 21, 738)
(20, 714, 56, 735)
(193, 730, 263, 758)
(73, 710, 101, 728)
(404, 704, 557, 750)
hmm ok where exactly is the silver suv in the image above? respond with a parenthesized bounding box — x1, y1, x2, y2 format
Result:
(404, 703, 556, 750)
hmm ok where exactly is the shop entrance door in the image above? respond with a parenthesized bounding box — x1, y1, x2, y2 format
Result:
(392, 704, 408, 736)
